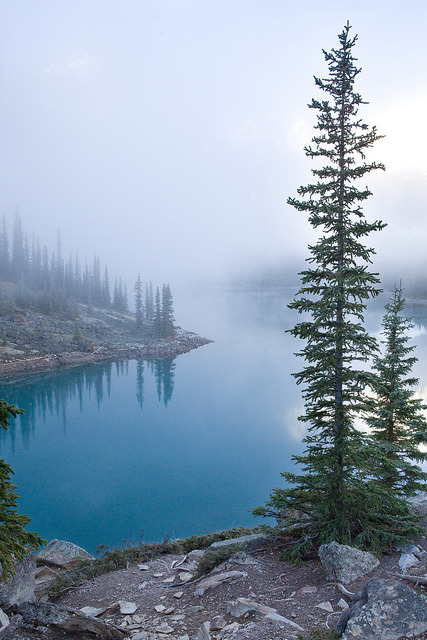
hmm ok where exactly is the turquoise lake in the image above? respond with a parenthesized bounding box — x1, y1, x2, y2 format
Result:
(1, 287, 427, 554)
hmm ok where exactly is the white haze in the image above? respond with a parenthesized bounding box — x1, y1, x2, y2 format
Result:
(0, 1, 426, 291)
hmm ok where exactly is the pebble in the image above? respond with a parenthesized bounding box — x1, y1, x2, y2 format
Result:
(179, 572, 193, 582)
(315, 601, 333, 613)
(155, 605, 167, 613)
(155, 623, 174, 634)
(298, 585, 317, 594)
(153, 573, 164, 578)
(119, 601, 137, 614)
(173, 591, 184, 599)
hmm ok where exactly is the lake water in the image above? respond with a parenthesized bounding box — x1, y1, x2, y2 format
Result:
(1, 287, 427, 554)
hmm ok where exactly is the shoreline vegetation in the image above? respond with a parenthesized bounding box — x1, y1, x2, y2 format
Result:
(0, 302, 212, 381)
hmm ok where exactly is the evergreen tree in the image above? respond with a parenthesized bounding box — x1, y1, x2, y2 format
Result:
(123, 283, 129, 313)
(161, 284, 175, 337)
(0, 216, 10, 279)
(0, 400, 44, 580)
(101, 266, 111, 308)
(134, 273, 143, 330)
(254, 24, 421, 556)
(11, 211, 25, 282)
(365, 285, 427, 495)
(153, 287, 162, 337)
(145, 282, 154, 321)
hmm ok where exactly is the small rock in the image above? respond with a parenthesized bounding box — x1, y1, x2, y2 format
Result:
(222, 622, 240, 633)
(119, 600, 137, 614)
(162, 576, 175, 583)
(179, 571, 193, 582)
(155, 604, 166, 613)
(298, 585, 317, 594)
(189, 605, 203, 613)
(138, 564, 149, 571)
(79, 606, 107, 617)
(138, 581, 147, 589)
(196, 621, 211, 640)
(153, 572, 164, 578)
(338, 598, 349, 609)
(315, 601, 334, 613)
(35, 566, 60, 580)
(399, 552, 419, 573)
(171, 614, 185, 621)
(210, 616, 226, 630)
(0, 608, 9, 631)
(155, 623, 174, 634)
(164, 607, 175, 615)
(173, 591, 184, 599)
(132, 614, 145, 623)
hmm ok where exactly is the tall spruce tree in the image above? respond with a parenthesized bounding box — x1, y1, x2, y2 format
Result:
(365, 285, 427, 495)
(254, 24, 422, 556)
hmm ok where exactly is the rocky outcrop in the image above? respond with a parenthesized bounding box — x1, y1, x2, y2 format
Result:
(37, 539, 93, 569)
(338, 578, 427, 639)
(1, 601, 129, 639)
(208, 533, 268, 552)
(0, 555, 36, 610)
(318, 541, 380, 584)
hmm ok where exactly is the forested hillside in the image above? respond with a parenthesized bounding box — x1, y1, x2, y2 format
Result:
(0, 213, 175, 339)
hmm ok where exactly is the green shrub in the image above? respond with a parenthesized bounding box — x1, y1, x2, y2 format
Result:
(195, 544, 242, 577)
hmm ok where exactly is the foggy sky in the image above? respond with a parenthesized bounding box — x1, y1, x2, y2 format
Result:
(1, 1, 426, 289)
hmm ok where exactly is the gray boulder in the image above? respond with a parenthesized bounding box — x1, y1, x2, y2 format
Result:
(18, 601, 128, 638)
(37, 539, 93, 569)
(339, 578, 427, 639)
(318, 541, 379, 584)
(0, 555, 36, 609)
(407, 493, 427, 528)
(208, 533, 268, 552)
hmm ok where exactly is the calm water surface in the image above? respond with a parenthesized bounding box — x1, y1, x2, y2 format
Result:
(1, 287, 427, 553)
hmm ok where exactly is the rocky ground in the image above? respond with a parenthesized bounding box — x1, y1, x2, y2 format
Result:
(52, 538, 427, 640)
(0, 304, 211, 378)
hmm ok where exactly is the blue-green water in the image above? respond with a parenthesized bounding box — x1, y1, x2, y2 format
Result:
(1, 288, 427, 553)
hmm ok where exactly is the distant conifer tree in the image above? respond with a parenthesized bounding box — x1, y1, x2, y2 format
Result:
(161, 284, 175, 337)
(134, 273, 143, 330)
(153, 287, 162, 337)
(0, 216, 10, 280)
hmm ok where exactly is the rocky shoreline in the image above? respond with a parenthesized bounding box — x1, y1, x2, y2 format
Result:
(0, 303, 212, 381)
(0, 332, 211, 381)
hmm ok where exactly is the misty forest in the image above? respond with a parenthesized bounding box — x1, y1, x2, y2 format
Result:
(0, 7, 427, 640)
